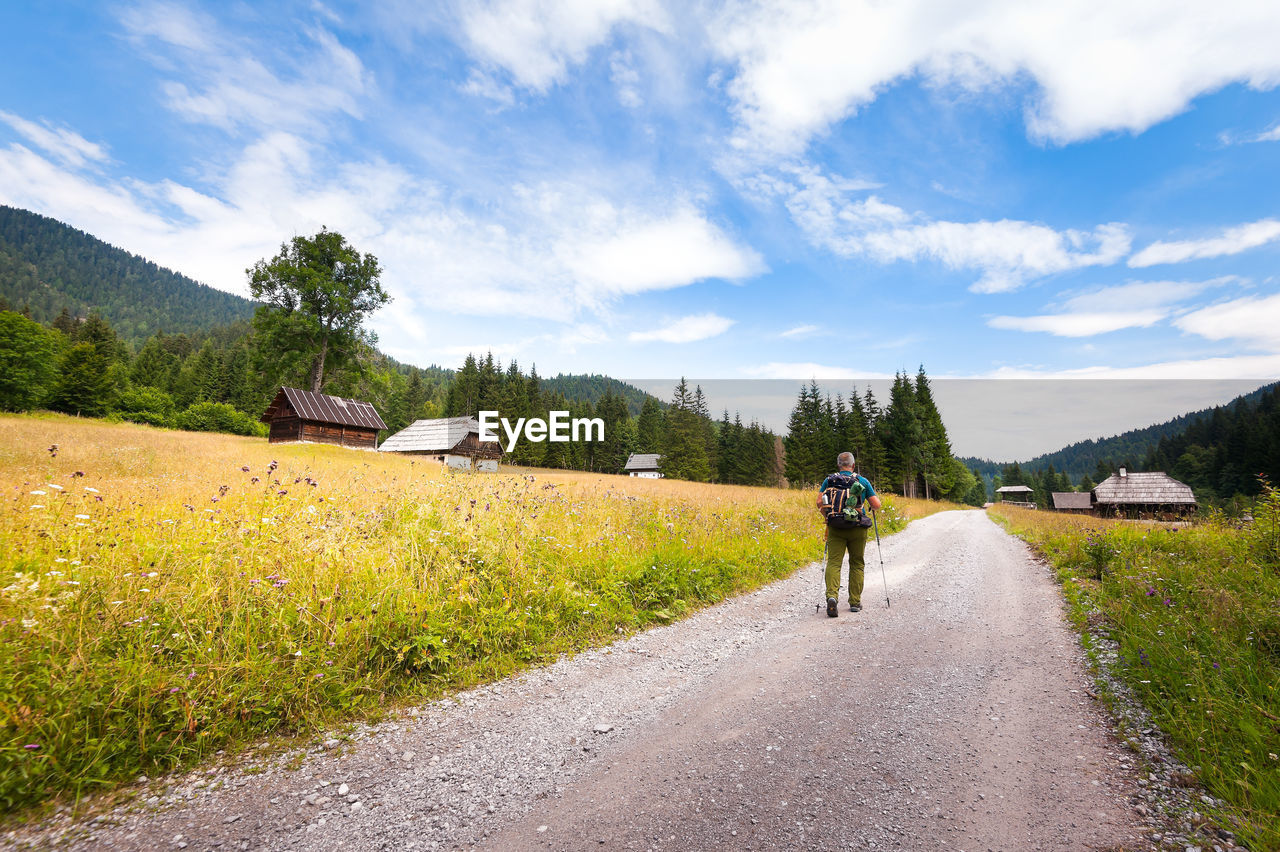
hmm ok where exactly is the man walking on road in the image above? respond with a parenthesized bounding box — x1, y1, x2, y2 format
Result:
(817, 452, 882, 617)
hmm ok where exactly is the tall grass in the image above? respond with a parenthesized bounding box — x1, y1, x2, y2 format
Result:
(989, 502, 1280, 850)
(0, 414, 935, 812)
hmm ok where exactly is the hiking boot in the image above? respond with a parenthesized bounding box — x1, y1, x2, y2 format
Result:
(848, 603, 862, 613)
(826, 597, 838, 618)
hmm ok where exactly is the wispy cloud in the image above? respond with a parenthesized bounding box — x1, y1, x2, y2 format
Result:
(0, 111, 108, 169)
(458, 0, 669, 93)
(120, 1, 371, 133)
(629, 312, 735, 343)
(778, 164, 1130, 292)
(779, 324, 820, 338)
(1129, 218, 1280, 267)
(987, 277, 1237, 337)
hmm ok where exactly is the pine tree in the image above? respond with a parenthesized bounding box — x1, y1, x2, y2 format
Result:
(637, 396, 664, 453)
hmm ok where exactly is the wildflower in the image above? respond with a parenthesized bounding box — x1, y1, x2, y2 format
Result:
(1145, 587, 1156, 596)
(30, 490, 46, 495)
(140, 588, 151, 593)
(47, 483, 63, 491)
(1213, 662, 1220, 669)
(1163, 598, 1173, 607)
(241, 466, 250, 473)
(75, 514, 90, 520)
(24, 744, 40, 750)
(47, 445, 57, 457)
(30, 505, 45, 510)
(85, 487, 99, 493)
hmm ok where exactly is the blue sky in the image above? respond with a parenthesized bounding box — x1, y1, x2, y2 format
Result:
(2, 1, 1279, 455)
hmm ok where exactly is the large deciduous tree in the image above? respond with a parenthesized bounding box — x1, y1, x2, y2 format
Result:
(248, 229, 389, 393)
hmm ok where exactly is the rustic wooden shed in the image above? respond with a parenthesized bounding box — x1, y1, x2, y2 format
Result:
(624, 453, 662, 478)
(995, 485, 1035, 507)
(378, 416, 502, 471)
(1092, 469, 1196, 518)
(1051, 491, 1094, 514)
(260, 386, 387, 448)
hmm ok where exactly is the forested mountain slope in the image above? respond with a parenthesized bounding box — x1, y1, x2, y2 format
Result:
(0, 205, 254, 344)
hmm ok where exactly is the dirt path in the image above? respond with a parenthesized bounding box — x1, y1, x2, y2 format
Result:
(11, 511, 1148, 851)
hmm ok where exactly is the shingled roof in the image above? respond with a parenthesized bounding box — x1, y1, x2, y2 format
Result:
(995, 485, 1033, 494)
(379, 417, 487, 454)
(1051, 491, 1093, 510)
(1093, 471, 1196, 505)
(262, 387, 386, 431)
(624, 453, 661, 471)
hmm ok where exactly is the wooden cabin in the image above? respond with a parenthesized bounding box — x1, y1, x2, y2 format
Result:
(1051, 491, 1093, 514)
(995, 484, 1035, 508)
(624, 453, 662, 478)
(378, 416, 502, 471)
(260, 387, 387, 449)
(1092, 468, 1196, 519)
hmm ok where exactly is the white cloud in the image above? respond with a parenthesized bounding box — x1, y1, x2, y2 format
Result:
(779, 165, 1130, 291)
(0, 112, 108, 169)
(459, 69, 517, 105)
(458, 0, 668, 92)
(1129, 218, 1280, 267)
(981, 354, 1280, 380)
(1174, 292, 1280, 350)
(988, 277, 1237, 337)
(1256, 123, 1280, 142)
(988, 310, 1168, 337)
(120, 2, 371, 132)
(708, 0, 1280, 153)
(0, 116, 762, 324)
(779, 324, 820, 338)
(629, 313, 735, 343)
(1057, 278, 1235, 312)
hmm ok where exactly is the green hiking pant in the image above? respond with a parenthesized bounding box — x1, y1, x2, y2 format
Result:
(825, 524, 868, 605)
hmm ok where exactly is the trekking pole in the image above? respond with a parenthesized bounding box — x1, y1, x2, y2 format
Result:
(871, 509, 890, 608)
(816, 538, 828, 614)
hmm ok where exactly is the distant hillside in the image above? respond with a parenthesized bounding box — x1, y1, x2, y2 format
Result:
(0, 205, 254, 345)
(962, 381, 1279, 484)
(541, 373, 664, 416)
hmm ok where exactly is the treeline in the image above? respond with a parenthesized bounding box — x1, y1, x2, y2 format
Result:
(445, 355, 782, 484)
(1143, 385, 1280, 504)
(963, 381, 1279, 485)
(980, 384, 1280, 507)
(0, 206, 255, 345)
(784, 367, 986, 504)
(0, 307, 450, 437)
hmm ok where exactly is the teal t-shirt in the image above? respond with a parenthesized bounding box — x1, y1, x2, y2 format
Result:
(818, 472, 875, 498)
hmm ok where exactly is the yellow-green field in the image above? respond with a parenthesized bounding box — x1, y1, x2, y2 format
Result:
(989, 504, 1280, 851)
(0, 414, 941, 812)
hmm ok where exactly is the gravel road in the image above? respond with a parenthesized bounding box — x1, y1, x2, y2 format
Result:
(11, 510, 1151, 851)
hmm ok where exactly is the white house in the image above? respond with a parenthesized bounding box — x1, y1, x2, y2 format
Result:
(623, 453, 662, 478)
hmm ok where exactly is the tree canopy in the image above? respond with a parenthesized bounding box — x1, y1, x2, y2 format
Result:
(248, 229, 389, 393)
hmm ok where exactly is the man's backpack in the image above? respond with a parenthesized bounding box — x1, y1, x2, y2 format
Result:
(821, 472, 873, 530)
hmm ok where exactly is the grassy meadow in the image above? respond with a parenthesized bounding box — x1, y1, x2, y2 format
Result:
(0, 414, 939, 813)
(988, 503, 1280, 850)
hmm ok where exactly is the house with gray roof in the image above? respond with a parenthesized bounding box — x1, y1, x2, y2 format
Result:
(378, 416, 502, 471)
(623, 453, 662, 478)
(1092, 469, 1196, 518)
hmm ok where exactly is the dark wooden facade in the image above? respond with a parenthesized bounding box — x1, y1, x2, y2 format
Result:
(260, 387, 386, 448)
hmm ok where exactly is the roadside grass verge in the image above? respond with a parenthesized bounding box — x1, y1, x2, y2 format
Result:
(0, 414, 925, 813)
(988, 502, 1280, 850)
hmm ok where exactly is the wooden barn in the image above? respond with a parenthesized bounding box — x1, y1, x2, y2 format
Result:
(995, 484, 1035, 507)
(1092, 468, 1196, 519)
(624, 453, 662, 478)
(260, 386, 387, 449)
(378, 416, 502, 471)
(1051, 491, 1094, 514)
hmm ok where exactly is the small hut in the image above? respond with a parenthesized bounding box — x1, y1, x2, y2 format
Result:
(1051, 492, 1093, 514)
(624, 453, 662, 478)
(1092, 469, 1196, 518)
(378, 417, 502, 471)
(260, 386, 386, 448)
(995, 485, 1035, 507)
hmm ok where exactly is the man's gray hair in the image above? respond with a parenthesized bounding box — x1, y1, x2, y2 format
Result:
(837, 451, 855, 469)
